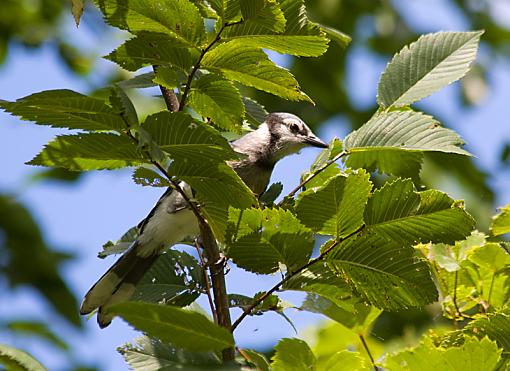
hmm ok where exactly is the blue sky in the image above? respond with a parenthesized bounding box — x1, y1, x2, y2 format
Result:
(1, 1, 510, 370)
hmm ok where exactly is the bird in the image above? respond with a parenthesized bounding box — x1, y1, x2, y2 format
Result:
(80, 112, 328, 327)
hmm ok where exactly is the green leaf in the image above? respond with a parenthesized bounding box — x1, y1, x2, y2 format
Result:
(188, 74, 244, 132)
(170, 161, 256, 239)
(106, 33, 198, 72)
(221, 0, 329, 57)
(202, 40, 312, 102)
(0, 344, 47, 371)
(365, 179, 475, 245)
(153, 66, 182, 90)
(240, 0, 286, 33)
(109, 85, 139, 128)
(7, 321, 68, 350)
(27, 133, 147, 171)
(118, 72, 158, 89)
(323, 350, 368, 371)
(296, 169, 372, 238)
(132, 251, 204, 306)
(226, 207, 314, 274)
(71, 0, 84, 26)
(94, 0, 206, 47)
(119, 336, 221, 370)
(378, 31, 483, 108)
(242, 97, 268, 125)
(0, 89, 126, 132)
(208, 0, 239, 21)
(346, 150, 423, 179)
(259, 182, 283, 205)
(142, 111, 238, 162)
(132, 167, 170, 187)
(464, 309, 510, 352)
(383, 336, 501, 371)
(345, 110, 470, 157)
(271, 338, 316, 371)
(301, 293, 381, 333)
(228, 292, 293, 315)
(315, 23, 351, 48)
(100, 226, 139, 258)
(468, 243, 510, 272)
(491, 204, 510, 236)
(285, 262, 381, 331)
(110, 302, 234, 352)
(240, 349, 270, 371)
(328, 232, 438, 311)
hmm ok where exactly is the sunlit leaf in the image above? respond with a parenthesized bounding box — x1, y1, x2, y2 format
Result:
(490, 204, 510, 237)
(271, 338, 316, 371)
(328, 232, 438, 311)
(383, 336, 500, 371)
(296, 169, 371, 238)
(378, 31, 483, 108)
(365, 178, 475, 245)
(202, 40, 312, 102)
(106, 33, 198, 72)
(94, 0, 206, 47)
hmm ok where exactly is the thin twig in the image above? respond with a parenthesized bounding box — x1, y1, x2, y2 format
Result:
(230, 224, 365, 331)
(452, 270, 463, 321)
(487, 272, 495, 308)
(359, 333, 378, 371)
(280, 150, 348, 203)
(194, 240, 217, 323)
(179, 20, 242, 110)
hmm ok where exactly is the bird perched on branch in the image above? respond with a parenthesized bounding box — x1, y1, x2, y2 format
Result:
(80, 112, 328, 327)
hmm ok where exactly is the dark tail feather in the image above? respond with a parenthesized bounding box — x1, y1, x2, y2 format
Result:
(80, 242, 159, 327)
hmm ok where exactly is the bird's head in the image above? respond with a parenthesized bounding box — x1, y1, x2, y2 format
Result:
(264, 112, 328, 161)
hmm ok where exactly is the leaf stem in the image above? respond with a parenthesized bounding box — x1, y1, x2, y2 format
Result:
(230, 224, 365, 331)
(452, 270, 463, 320)
(487, 272, 496, 308)
(359, 333, 378, 370)
(280, 150, 348, 202)
(179, 20, 243, 111)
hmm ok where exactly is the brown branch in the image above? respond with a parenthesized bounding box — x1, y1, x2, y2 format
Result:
(153, 66, 180, 111)
(280, 150, 348, 203)
(230, 224, 365, 332)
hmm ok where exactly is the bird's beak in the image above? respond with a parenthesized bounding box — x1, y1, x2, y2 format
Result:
(304, 136, 329, 148)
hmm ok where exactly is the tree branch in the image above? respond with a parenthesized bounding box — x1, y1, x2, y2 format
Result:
(179, 20, 242, 110)
(230, 224, 365, 331)
(280, 150, 348, 203)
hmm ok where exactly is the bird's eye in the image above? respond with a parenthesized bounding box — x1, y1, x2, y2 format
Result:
(289, 123, 300, 133)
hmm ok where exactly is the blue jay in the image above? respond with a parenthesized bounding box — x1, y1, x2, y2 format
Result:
(80, 112, 328, 327)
